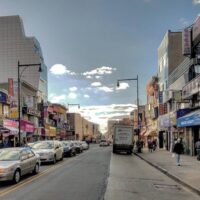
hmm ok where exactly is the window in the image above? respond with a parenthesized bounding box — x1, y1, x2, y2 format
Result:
(27, 149, 35, 158)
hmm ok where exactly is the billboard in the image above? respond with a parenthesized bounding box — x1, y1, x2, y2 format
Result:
(182, 28, 191, 55)
(193, 16, 200, 46)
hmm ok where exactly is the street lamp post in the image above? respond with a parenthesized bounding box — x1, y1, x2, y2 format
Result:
(17, 61, 42, 146)
(117, 75, 140, 139)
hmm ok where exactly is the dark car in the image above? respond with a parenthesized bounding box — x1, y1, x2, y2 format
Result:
(62, 141, 76, 157)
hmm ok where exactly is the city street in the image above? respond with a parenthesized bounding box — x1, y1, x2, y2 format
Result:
(0, 145, 200, 200)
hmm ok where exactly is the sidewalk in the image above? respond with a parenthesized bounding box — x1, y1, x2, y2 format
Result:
(135, 148, 200, 195)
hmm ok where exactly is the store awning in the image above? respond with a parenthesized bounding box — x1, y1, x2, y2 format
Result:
(0, 125, 18, 135)
(4, 126, 18, 135)
(177, 110, 200, 127)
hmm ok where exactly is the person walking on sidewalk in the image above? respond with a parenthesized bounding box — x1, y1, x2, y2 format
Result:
(148, 139, 153, 153)
(195, 139, 200, 160)
(173, 138, 184, 166)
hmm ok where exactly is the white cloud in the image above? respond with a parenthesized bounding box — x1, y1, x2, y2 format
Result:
(69, 87, 78, 92)
(79, 104, 137, 133)
(98, 86, 114, 93)
(193, 0, 200, 5)
(68, 92, 77, 99)
(86, 75, 92, 79)
(50, 64, 76, 75)
(50, 94, 66, 103)
(91, 82, 102, 87)
(84, 94, 90, 98)
(116, 82, 130, 90)
(83, 66, 116, 77)
(95, 75, 101, 79)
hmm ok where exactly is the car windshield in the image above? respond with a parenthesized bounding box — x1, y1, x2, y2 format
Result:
(62, 142, 70, 147)
(32, 142, 54, 149)
(0, 149, 20, 161)
(27, 143, 35, 148)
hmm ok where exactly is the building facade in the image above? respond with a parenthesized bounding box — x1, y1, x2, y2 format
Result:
(0, 15, 48, 102)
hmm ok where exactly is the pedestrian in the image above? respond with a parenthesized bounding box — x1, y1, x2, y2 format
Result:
(3, 138, 11, 148)
(148, 139, 153, 152)
(195, 139, 200, 161)
(152, 139, 157, 151)
(173, 138, 184, 166)
(136, 139, 142, 153)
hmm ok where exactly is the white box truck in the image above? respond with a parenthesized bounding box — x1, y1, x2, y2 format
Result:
(113, 125, 134, 154)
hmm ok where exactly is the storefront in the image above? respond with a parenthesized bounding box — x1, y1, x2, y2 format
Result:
(20, 119, 35, 143)
(177, 109, 200, 155)
(49, 126, 56, 139)
(1, 119, 18, 147)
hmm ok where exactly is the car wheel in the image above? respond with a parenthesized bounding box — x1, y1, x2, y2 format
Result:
(53, 155, 56, 164)
(13, 169, 21, 184)
(33, 163, 40, 175)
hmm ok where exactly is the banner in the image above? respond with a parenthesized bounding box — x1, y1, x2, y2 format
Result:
(8, 78, 14, 97)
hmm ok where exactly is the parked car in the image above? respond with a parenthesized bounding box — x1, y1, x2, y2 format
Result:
(99, 140, 110, 147)
(0, 147, 40, 184)
(31, 140, 64, 164)
(71, 141, 83, 153)
(27, 142, 36, 148)
(62, 141, 76, 157)
(81, 141, 89, 150)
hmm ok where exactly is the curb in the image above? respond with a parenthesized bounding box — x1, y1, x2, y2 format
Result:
(134, 152, 200, 196)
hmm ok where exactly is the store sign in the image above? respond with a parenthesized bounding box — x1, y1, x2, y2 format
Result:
(159, 91, 163, 103)
(177, 108, 191, 118)
(27, 108, 41, 117)
(173, 91, 182, 102)
(10, 108, 18, 119)
(158, 114, 170, 129)
(3, 119, 18, 128)
(8, 78, 14, 97)
(193, 16, 200, 45)
(0, 92, 7, 103)
(182, 28, 191, 55)
(182, 75, 200, 99)
(20, 120, 34, 133)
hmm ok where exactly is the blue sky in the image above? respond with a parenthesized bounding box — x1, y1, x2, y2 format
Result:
(0, 0, 199, 132)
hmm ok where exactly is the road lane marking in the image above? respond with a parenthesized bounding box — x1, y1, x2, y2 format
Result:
(0, 158, 74, 197)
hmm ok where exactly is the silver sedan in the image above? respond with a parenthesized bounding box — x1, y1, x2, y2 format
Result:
(0, 147, 40, 184)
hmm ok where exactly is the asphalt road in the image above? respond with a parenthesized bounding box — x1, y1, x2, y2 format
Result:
(1, 145, 199, 200)
(104, 152, 200, 200)
(0, 145, 111, 200)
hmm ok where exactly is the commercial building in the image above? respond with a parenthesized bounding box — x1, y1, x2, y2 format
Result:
(67, 113, 100, 141)
(157, 30, 185, 151)
(175, 16, 200, 156)
(0, 15, 48, 145)
(0, 15, 48, 102)
(41, 103, 68, 140)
